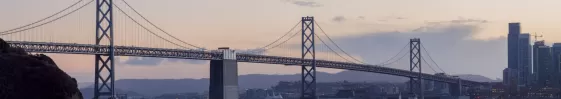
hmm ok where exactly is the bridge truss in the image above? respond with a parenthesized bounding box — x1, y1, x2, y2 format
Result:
(8, 41, 482, 86)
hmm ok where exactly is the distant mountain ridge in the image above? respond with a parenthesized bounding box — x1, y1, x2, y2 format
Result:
(79, 71, 498, 97)
(454, 74, 501, 82)
(78, 82, 93, 88)
(80, 88, 143, 99)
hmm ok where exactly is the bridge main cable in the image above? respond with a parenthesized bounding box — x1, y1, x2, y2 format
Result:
(259, 21, 301, 50)
(421, 43, 446, 73)
(0, 0, 86, 34)
(315, 34, 354, 63)
(314, 21, 368, 64)
(118, 0, 202, 49)
(0, 0, 95, 36)
(113, 3, 197, 49)
(376, 43, 409, 66)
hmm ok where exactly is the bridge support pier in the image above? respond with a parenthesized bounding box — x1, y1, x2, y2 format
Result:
(449, 83, 460, 96)
(209, 48, 238, 99)
(449, 78, 462, 96)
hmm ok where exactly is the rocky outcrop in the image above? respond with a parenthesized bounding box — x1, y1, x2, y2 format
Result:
(0, 38, 82, 99)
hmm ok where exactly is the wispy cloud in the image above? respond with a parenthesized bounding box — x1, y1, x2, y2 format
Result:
(332, 16, 346, 23)
(327, 19, 503, 78)
(283, 0, 323, 7)
(357, 16, 365, 20)
(425, 18, 488, 25)
(377, 16, 407, 22)
(122, 57, 165, 66)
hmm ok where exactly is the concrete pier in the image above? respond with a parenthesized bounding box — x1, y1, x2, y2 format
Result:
(209, 48, 238, 99)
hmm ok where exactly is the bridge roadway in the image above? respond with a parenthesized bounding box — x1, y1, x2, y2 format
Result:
(7, 41, 482, 86)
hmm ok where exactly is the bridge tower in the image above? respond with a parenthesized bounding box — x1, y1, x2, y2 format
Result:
(301, 16, 317, 99)
(94, 0, 116, 98)
(409, 38, 423, 99)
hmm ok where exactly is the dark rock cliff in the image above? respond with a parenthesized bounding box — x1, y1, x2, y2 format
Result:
(0, 38, 82, 99)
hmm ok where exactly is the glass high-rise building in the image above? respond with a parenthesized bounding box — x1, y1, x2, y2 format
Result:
(504, 68, 518, 86)
(508, 23, 521, 69)
(503, 68, 518, 95)
(518, 34, 531, 87)
(533, 41, 555, 88)
(552, 43, 561, 72)
(552, 43, 561, 88)
(533, 41, 545, 77)
(553, 43, 561, 63)
(506, 23, 532, 89)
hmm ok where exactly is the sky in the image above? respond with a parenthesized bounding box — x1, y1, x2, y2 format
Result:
(1, 0, 561, 82)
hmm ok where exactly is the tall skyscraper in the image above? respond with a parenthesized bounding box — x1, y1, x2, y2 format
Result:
(508, 23, 521, 69)
(504, 68, 518, 86)
(533, 41, 545, 75)
(533, 41, 555, 88)
(503, 68, 518, 95)
(518, 33, 531, 87)
(506, 23, 522, 93)
(552, 43, 561, 71)
(551, 43, 561, 88)
(434, 73, 449, 94)
(424, 80, 435, 91)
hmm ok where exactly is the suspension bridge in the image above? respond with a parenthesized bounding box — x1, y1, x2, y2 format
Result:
(1, 0, 484, 99)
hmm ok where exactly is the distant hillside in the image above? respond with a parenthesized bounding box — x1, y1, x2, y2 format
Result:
(113, 78, 209, 96)
(81, 71, 496, 96)
(78, 82, 93, 88)
(454, 74, 501, 82)
(80, 88, 143, 99)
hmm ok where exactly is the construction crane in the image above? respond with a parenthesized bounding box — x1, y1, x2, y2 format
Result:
(531, 32, 543, 43)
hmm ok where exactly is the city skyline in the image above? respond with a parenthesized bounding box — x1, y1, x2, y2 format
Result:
(2, 0, 561, 83)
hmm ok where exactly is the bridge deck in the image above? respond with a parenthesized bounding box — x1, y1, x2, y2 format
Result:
(7, 41, 482, 86)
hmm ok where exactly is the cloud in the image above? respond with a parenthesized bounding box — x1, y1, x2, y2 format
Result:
(425, 19, 487, 25)
(123, 57, 165, 66)
(357, 16, 365, 20)
(415, 19, 488, 32)
(332, 16, 346, 23)
(323, 19, 505, 78)
(284, 0, 323, 7)
(377, 16, 407, 22)
(332, 16, 372, 23)
(121, 57, 206, 66)
(237, 48, 266, 55)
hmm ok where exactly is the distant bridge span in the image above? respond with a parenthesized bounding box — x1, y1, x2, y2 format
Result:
(8, 41, 482, 86)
